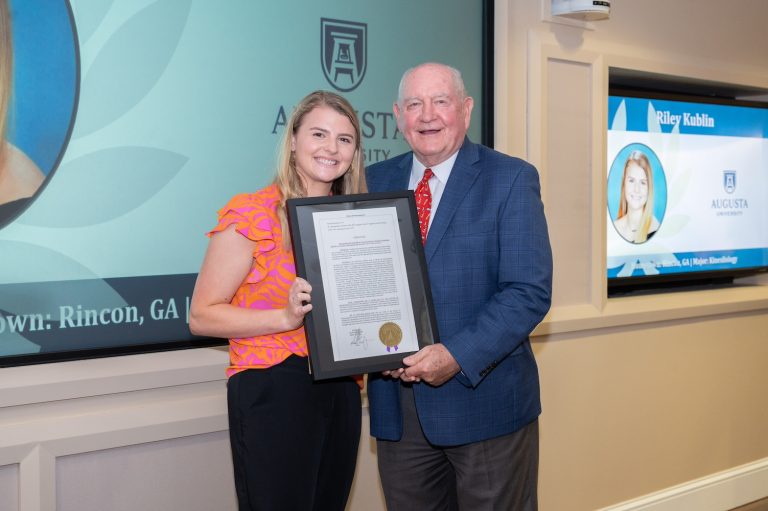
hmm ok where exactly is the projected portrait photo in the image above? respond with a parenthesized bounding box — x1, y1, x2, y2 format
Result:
(0, 0, 78, 226)
(607, 143, 667, 244)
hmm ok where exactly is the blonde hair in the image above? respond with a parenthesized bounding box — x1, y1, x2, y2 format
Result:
(0, 0, 12, 148)
(274, 90, 367, 247)
(617, 150, 655, 243)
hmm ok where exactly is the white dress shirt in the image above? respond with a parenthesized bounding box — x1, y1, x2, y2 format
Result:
(407, 151, 459, 232)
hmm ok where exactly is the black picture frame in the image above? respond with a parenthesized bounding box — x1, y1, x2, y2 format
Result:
(287, 191, 438, 380)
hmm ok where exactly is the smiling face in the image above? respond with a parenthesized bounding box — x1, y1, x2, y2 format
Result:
(291, 105, 356, 197)
(623, 161, 649, 212)
(394, 64, 473, 168)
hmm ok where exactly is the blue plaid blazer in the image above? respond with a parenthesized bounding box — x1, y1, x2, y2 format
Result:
(365, 138, 553, 446)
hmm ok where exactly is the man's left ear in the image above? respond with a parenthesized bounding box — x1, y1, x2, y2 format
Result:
(464, 96, 474, 113)
(463, 96, 475, 127)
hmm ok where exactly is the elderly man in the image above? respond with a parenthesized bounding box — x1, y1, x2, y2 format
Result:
(365, 62, 553, 510)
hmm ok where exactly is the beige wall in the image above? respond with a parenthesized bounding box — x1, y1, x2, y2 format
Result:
(494, 0, 768, 510)
(1, 1, 767, 510)
(536, 314, 768, 510)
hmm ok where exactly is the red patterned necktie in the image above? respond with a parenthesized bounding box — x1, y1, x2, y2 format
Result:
(415, 168, 434, 244)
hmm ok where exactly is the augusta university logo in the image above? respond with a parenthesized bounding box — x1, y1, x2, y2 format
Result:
(723, 170, 736, 194)
(321, 18, 367, 92)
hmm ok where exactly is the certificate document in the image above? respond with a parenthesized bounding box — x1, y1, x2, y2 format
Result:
(287, 191, 438, 380)
(312, 207, 420, 361)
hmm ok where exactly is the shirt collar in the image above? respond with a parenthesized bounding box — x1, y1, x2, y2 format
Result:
(411, 150, 460, 185)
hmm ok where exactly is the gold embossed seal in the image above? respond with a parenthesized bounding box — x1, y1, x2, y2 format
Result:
(378, 322, 403, 352)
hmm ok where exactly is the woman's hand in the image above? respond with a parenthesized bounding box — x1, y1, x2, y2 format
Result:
(283, 277, 313, 330)
(190, 226, 311, 339)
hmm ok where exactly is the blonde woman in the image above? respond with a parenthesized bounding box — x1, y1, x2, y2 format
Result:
(0, 0, 44, 216)
(614, 150, 660, 243)
(190, 90, 366, 511)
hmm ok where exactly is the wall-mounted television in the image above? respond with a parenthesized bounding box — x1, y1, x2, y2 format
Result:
(0, 0, 494, 367)
(607, 82, 768, 295)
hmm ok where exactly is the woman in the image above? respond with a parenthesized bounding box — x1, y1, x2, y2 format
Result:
(0, 0, 45, 220)
(190, 91, 366, 511)
(613, 150, 660, 243)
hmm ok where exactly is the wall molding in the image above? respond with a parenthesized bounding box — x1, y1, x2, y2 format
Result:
(0, 350, 230, 511)
(599, 457, 768, 511)
(526, 29, 768, 338)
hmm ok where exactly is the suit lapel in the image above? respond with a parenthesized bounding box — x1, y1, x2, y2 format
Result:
(384, 154, 412, 191)
(425, 139, 481, 263)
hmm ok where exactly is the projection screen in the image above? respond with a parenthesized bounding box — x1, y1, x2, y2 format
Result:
(0, 0, 492, 365)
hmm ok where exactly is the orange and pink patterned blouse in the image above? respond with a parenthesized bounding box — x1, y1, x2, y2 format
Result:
(208, 184, 308, 377)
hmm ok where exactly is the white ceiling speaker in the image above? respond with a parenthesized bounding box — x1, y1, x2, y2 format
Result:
(551, 0, 611, 21)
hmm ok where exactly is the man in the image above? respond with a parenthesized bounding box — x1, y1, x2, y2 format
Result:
(365, 62, 553, 510)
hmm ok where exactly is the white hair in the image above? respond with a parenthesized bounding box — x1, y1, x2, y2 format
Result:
(397, 62, 467, 105)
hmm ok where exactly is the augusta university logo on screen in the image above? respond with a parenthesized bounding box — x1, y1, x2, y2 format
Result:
(723, 170, 736, 194)
(321, 18, 367, 92)
(712, 170, 748, 216)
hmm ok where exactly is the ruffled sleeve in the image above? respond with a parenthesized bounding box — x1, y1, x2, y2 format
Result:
(207, 191, 281, 284)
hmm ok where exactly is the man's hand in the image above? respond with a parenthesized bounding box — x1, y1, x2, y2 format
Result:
(398, 344, 460, 386)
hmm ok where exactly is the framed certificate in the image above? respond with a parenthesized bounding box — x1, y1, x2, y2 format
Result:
(287, 191, 438, 380)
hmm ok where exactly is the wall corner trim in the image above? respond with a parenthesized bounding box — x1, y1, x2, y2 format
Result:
(598, 457, 768, 511)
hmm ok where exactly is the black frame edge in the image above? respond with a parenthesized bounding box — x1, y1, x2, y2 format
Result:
(482, 0, 495, 148)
